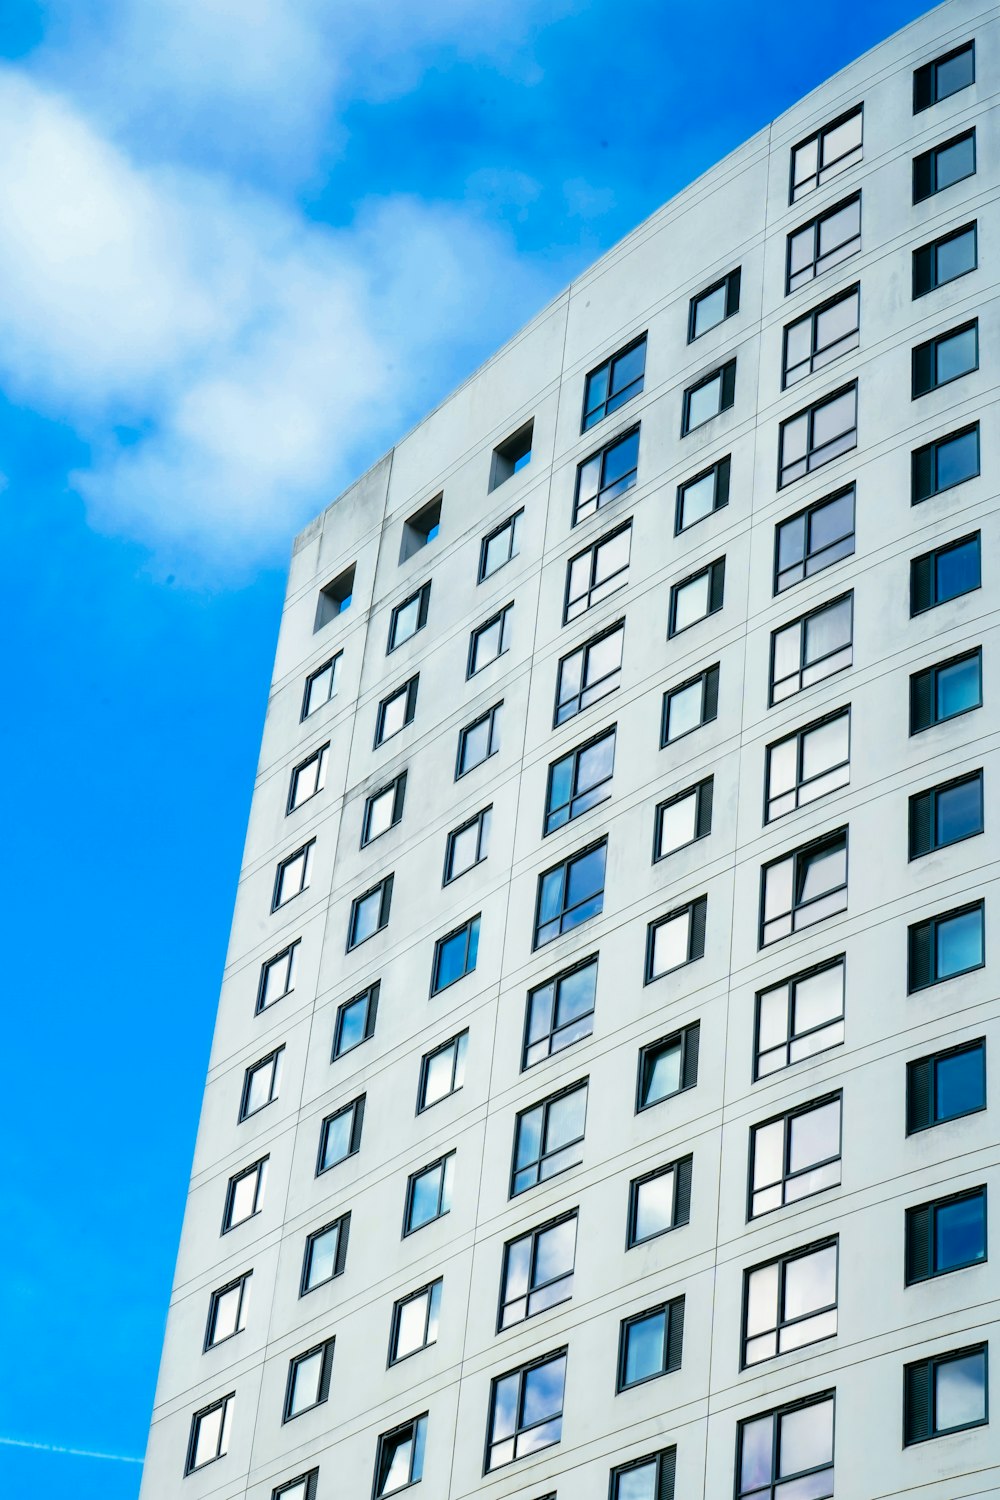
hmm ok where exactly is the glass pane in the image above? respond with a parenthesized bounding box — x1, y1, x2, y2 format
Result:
(367, 787, 395, 840)
(585, 630, 623, 686)
(936, 48, 975, 99)
(577, 454, 602, 509)
(936, 135, 975, 191)
(936, 1194, 986, 1270)
(784, 1245, 837, 1319)
(321, 1110, 353, 1168)
(504, 1235, 532, 1302)
(740, 1415, 774, 1491)
(936, 908, 983, 977)
(667, 681, 702, 739)
(231, 1169, 259, 1223)
(793, 137, 819, 188)
(535, 1218, 577, 1284)
(936, 1046, 985, 1118)
(546, 1087, 587, 1150)
(772, 623, 801, 685)
(604, 432, 639, 487)
(635, 1171, 674, 1239)
(585, 364, 610, 417)
(753, 1120, 785, 1189)
(936, 777, 982, 844)
(778, 515, 806, 571)
(674, 572, 711, 631)
(409, 1165, 442, 1227)
(652, 911, 690, 975)
(936, 227, 976, 284)
(935, 1351, 986, 1430)
(395, 1291, 429, 1357)
(644, 1039, 682, 1103)
(936, 655, 980, 718)
(936, 429, 979, 490)
(306, 663, 333, 715)
(461, 720, 488, 770)
(423, 1043, 456, 1106)
(694, 283, 727, 336)
(290, 1350, 323, 1414)
(212, 1284, 242, 1342)
(757, 986, 789, 1052)
(797, 842, 846, 903)
(625, 1310, 666, 1383)
(687, 372, 722, 428)
(306, 1225, 339, 1287)
(935, 326, 976, 384)
(746, 1262, 780, 1336)
(516, 1107, 543, 1170)
(394, 596, 420, 644)
(801, 716, 848, 783)
(381, 1433, 413, 1495)
(811, 389, 855, 448)
(522, 1356, 566, 1425)
(245, 1060, 274, 1114)
(794, 964, 843, 1032)
(659, 789, 699, 853)
(936, 538, 980, 601)
(789, 1100, 839, 1173)
(566, 847, 605, 910)
(449, 822, 480, 878)
(617, 1459, 658, 1500)
(804, 599, 851, 663)
(769, 737, 799, 801)
(555, 963, 597, 1027)
(595, 529, 631, 585)
(815, 292, 858, 351)
(337, 995, 369, 1054)
(577, 732, 615, 792)
(681, 469, 716, 526)
(808, 492, 853, 556)
(779, 1397, 833, 1475)
(193, 1406, 223, 1467)
(763, 857, 794, 923)
(784, 316, 812, 374)
(381, 691, 407, 739)
(788, 225, 814, 277)
(817, 200, 859, 257)
(822, 111, 862, 165)
(612, 342, 645, 395)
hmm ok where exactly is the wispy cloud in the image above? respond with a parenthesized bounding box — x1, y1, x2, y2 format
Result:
(0, 1435, 143, 1464)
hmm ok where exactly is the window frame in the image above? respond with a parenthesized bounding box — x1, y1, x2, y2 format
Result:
(256, 940, 299, 1014)
(764, 706, 851, 822)
(300, 1212, 351, 1295)
(372, 1413, 428, 1498)
(741, 1238, 839, 1368)
(403, 1152, 455, 1236)
(906, 1037, 987, 1134)
(347, 874, 394, 951)
(387, 581, 431, 653)
(478, 510, 523, 582)
(781, 283, 860, 388)
(456, 701, 502, 777)
(468, 602, 514, 677)
(573, 425, 641, 524)
(497, 1209, 578, 1332)
(914, 41, 976, 113)
(773, 484, 856, 593)
(417, 1030, 469, 1112)
(204, 1270, 253, 1351)
(644, 896, 708, 983)
(785, 191, 861, 294)
(777, 381, 858, 487)
(361, 772, 408, 847)
(626, 1156, 693, 1248)
(912, 319, 979, 398)
(554, 619, 625, 726)
(754, 955, 846, 1081)
(430, 914, 480, 994)
(768, 591, 853, 705)
(680, 358, 736, 435)
(759, 827, 849, 947)
(735, 1391, 836, 1500)
(484, 1348, 568, 1473)
(374, 676, 419, 748)
(272, 840, 315, 912)
(675, 454, 731, 534)
(667, 557, 725, 637)
(301, 651, 342, 720)
(913, 128, 976, 203)
(904, 1344, 988, 1444)
(905, 1187, 988, 1284)
(910, 530, 981, 617)
(533, 838, 607, 949)
(789, 104, 863, 202)
(610, 1447, 677, 1500)
(544, 725, 616, 836)
(748, 1092, 843, 1219)
(563, 519, 632, 623)
(185, 1394, 235, 1475)
(616, 1295, 685, 1392)
(653, 776, 713, 861)
(239, 1046, 284, 1122)
(316, 1094, 365, 1175)
(909, 647, 983, 733)
(581, 334, 647, 430)
(332, 981, 379, 1061)
(272, 1472, 319, 1500)
(909, 768, 984, 858)
(222, 1156, 268, 1233)
(636, 1021, 700, 1113)
(282, 1338, 335, 1423)
(444, 807, 491, 885)
(913, 220, 978, 298)
(388, 1278, 443, 1366)
(907, 899, 985, 992)
(287, 744, 329, 814)
(660, 662, 720, 746)
(687, 268, 741, 340)
(510, 1079, 589, 1197)
(912, 422, 980, 504)
(522, 953, 599, 1070)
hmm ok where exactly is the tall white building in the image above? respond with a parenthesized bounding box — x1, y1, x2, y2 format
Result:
(141, 4, 1000, 1497)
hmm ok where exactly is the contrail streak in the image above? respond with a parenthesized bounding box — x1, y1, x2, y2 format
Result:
(0, 1435, 143, 1464)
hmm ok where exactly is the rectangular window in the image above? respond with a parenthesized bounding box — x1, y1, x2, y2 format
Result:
(913, 221, 977, 296)
(904, 1345, 988, 1443)
(283, 1339, 334, 1421)
(654, 777, 713, 859)
(582, 336, 646, 429)
(511, 1080, 588, 1196)
(907, 1038, 986, 1133)
(375, 676, 418, 747)
(743, 1240, 838, 1367)
(499, 1211, 578, 1330)
(486, 1350, 567, 1471)
(300, 1213, 350, 1293)
(645, 896, 707, 982)
(914, 41, 975, 112)
(610, 1448, 676, 1500)
(786, 193, 860, 293)
(914, 129, 976, 202)
(444, 807, 491, 883)
(766, 708, 850, 821)
(676, 454, 730, 533)
(908, 900, 984, 991)
(627, 1157, 692, 1246)
(273, 841, 314, 911)
(564, 521, 631, 622)
(400, 495, 441, 562)
(906, 1188, 987, 1283)
(457, 701, 501, 776)
(273, 1472, 318, 1500)
(910, 770, 983, 857)
(755, 957, 845, 1079)
(491, 421, 533, 489)
(911, 531, 981, 614)
(618, 1297, 685, 1390)
(555, 620, 624, 725)
(362, 772, 407, 846)
(223, 1157, 268, 1232)
(205, 1271, 252, 1349)
(574, 427, 640, 523)
(791, 105, 863, 201)
(389, 1279, 442, 1364)
(774, 485, 855, 593)
(637, 1022, 700, 1111)
(668, 558, 725, 636)
(545, 726, 615, 834)
(661, 662, 719, 745)
(913, 319, 978, 397)
(783, 284, 860, 389)
(404, 1153, 455, 1234)
(317, 1095, 365, 1173)
(910, 648, 982, 732)
(256, 941, 299, 1014)
(912, 422, 979, 503)
(388, 582, 431, 652)
(778, 383, 857, 486)
(315, 565, 354, 629)
(534, 840, 607, 948)
(737, 1393, 834, 1500)
(469, 603, 513, 676)
(749, 1093, 842, 1218)
(288, 745, 328, 812)
(681, 359, 736, 434)
(302, 652, 342, 719)
(374, 1414, 427, 1497)
(348, 875, 393, 949)
(417, 1030, 468, 1111)
(688, 268, 741, 339)
(770, 593, 852, 704)
(479, 510, 523, 581)
(760, 829, 848, 946)
(523, 954, 598, 1068)
(431, 914, 480, 993)
(333, 982, 378, 1060)
(239, 1047, 283, 1121)
(185, 1395, 234, 1474)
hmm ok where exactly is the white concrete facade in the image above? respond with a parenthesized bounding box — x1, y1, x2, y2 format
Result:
(141, 3, 1000, 1497)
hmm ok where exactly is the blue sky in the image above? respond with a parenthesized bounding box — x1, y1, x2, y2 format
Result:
(0, 0, 931, 1494)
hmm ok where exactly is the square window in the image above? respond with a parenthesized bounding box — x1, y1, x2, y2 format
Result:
(913, 221, 977, 296)
(288, 745, 328, 813)
(239, 1047, 283, 1121)
(668, 557, 725, 636)
(688, 269, 741, 339)
(912, 320, 978, 397)
(681, 360, 736, 434)
(479, 510, 523, 581)
(774, 486, 855, 593)
(769, 593, 853, 704)
(743, 1240, 838, 1366)
(911, 531, 981, 614)
(906, 1188, 987, 1283)
(417, 1031, 468, 1111)
(256, 941, 299, 1014)
(469, 603, 513, 676)
(912, 422, 979, 503)
(499, 1212, 577, 1330)
(910, 648, 982, 731)
(904, 1345, 988, 1442)
(618, 1296, 685, 1390)
(583, 336, 647, 429)
(755, 957, 845, 1079)
(511, 1081, 588, 1196)
(389, 1279, 442, 1364)
(534, 840, 607, 948)
(610, 1448, 676, 1500)
(574, 427, 640, 524)
(555, 621, 624, 725)
(374, 1414, 428, 1496)
(778, 383, 857, 486)
(637, 1022, 699, 1111)
(545, 726, 616, 834)
(914, 41, 975, 112)
(444, 807, 491, 883)
(302, 652, 342, 719)
(185, 1394, 234, 1474)
(627, 1157, 692, 1246)
(388, 582, 431, 652)
(348, 875, 393, 950)
(404, 1154, 455, 1234)
(273, 841, 314, 911)
(375, 677, 418, 747)
(283, 1339, 334, 1422)
(907, 1038, 986, 1132)
(913, 129, 976, 203)
(654, 777, 713, 858)
(457, 702, 502, 777)
(908, 901, 984, 990)
(661, 663, 719, 745)
(790, 106, 863, 201)
(765, 708, 850, 821)
(645, 896, 707, 981)
(491, 422, 533, 489)
(400, 497, 442, 563)
(675, 454, 730, 533)
(317, 1095, 365, 1173)
(909, 770, 983, 857)
(362, 772, 407, 846)
(485, 1350, 567, 1471)
(782, 284, 860, 387)
(300, 1212, 350, 1294)
(223, 1157, 267, 1232)
(523, 955, 598, 1069)
(431, 914, 480, 993)
(314, 565, 355, 630)
(749, 1094, 842, 1218)
(564, 521, 631, 622)
(333, 983, 379, 1060)
(786, 193, 860, 293)
(737, 1394, 834, 1499)
(205, 1271, 252, 1350)
(760, 829, 848, 946)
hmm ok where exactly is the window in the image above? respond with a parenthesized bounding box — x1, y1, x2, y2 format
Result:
(486, 1350, 566, 1471)
(913, 320, 978, 397)
(912, 531, 982, 617)
(431, 914, 480, 992)
(374, 1414, 427, 1497)
(912, 422, 980, 503)
(273, 1472, 318, 1500)
(914, 129, 976, 202)
(333, 982, 378, 1060)
(618, 1297, 685, 1390)
(661, 663, 719, 745)
(583, 336, 646, 428)
(755, 957, 845, 1079)
(317, 1095, 364, 1173)
(300, 1213, 350, 1293)
(457, 702, 502, 776)
(688, 268, 741, 339)
(205, 1271, 252, 1349)
(786, 193, 861, 293)
(743, 1241, 838, 1366)
(445, 807, 491, 883)
(273, 841, 314, 911)
(288, 745, 328, 813)
(778, 383, 857, 486)
(388, 583, 430, 651)
(348, 875, 393, 949)
(668, 558, 725, 635)
(390, 1280, 442, 1363)
(791, 105, 863, 201)
(185, 1395, 234, 1474)
(774, 485, 855, 592)
(400, 496, 441, 562)
(545, 727, 615, 834)
(766, 708, 850, 821)
(783, 284, 859, 387)
(910, 648, 982, 731)
(769, 594, 852, 704)
(914, 40, 975, 111)
(479, 510, 523, 580)
(645, 897, 707, 982)
(910, 770, 983, 857)
(610, 1448, 676, 1500)
(904, 1346, 988, 1443)
(908, 901, 984, 991)
(362, 772, 407, 846)
(491, 421, 533, 489)
(654, 778, 713, 859)
(302, 652, 341, 719)
(239, 1048, 283, 1121)
(523, 955, 598, 1068)
(749, 1094, 842, 1217)
(314, 565, 355, 629)
(555, 620, 624, 725)
(534, 841, 606, 948)
(257, 942, 298, 1013)
(906, 1188, 987, 1283)
(564, 522, 631, 622)
(637, 1023, 700, 1111)
(404, 1153, 454, 1234)
(283, 1339, 334, 1421)
(914, 221, 977, 296)
(681, 359, 736, 434)
(574, 427, 640, 523)
(469, 603, 513, 676)
(907, 1039, 986, 1132)
(511, 1080, 588, 1195)
(627, 1157, 692, 1246)
(375, 676, 418, 747)
(676, 454, 730, 533)
(760, 829, 848, 946)
(499, 1212, 577, 1330)
(417, 1031, 468, 1111)
(223, 1157, 267, 1231)
(737, 1394, 834, 1500)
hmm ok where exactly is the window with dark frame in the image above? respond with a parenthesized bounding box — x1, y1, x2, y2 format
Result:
(913, 129, 976, 203)
(786, 193, 860, 293)
(479, 510, 523, 581)
(283, 1339, 335, 1421)
(272, 1471, 318, 1500)
(688, 269, 741, 339)
(485, 1350, 567, 1471)
(388, 582, 431, 653)
(205, 1270, 252, 1350)
(668, 557, 725, 636)
(288, 745, 328, 812)
(736, 1393, 835, 1500)
(755, 957, 845, 1079)
(300, 1213, 350, 1294)
(239, 1047, 283, 1121)
(348, 875, 393, 950)
(904, 1345, 988, 1443)
(534, 840, 607, 948)
(790, 106, 863, 201)
(257, 943, 299, 1013)
(317, 1095, 365, 1174)
(314, 565, 355, 630)
(910, 770, 983, 858)
(545, 726, 615, 834)
(627, 1157, 692, 1246)
(582, 336, 647, 429)
(610, 1447, 677, 1500)
(765, 708, 850, 821)
(778, 383, 857, 486)
(457, 702, 502, 776)
(769, 593, 853, 704)
(914, 40, 975, 112)
(523, 955, 598, 1069)
(511, 1080, 588, 1196)
(760, 829, 848, 947)
(676, 454, 730, 533)
(491, 422, 533, 490)
(564, 521, 631, 622)
(913, 221, 977, 297)
(908, 900, 984, 991)
(783, 284, 860, 387)
(749, 1094, 842, 1217)
(373, 1414, 428, 1496)
(905, 1187, 987, 1283)
(645, 896, 707, 982)
(907, 1038, 986, 1133)
(362, 772, 407, 846)
(654, 777, 713, 859)
(637, 1022, 700, 1111)
(404, 1153, 455, 1234)
(431, 914, 480, 992)
(617, 1296, 685, 1391)
(498, 1211, 578, 1330)
(912, 422, 979, 503)
(910, 648, 982, 732)
(333, 983, 379, 1061)
(912, 319, 978, 397)
(774, 485, 855, 593)
(555, 621, 624, 725)
(375, 676, 418, 747)
(574, 427, 640, 523)
(417, 1031, 468, 1111)
(444, 806, 491, 883)
(273, 840, 314, 911)
(389, 1279, 442, 1364)
(681, 359, 736, 434)
(911, 531, 981, 616)
(185, 1394, 234, 1474)
(468, 603, 513, 677)
(743, 1240, 838, 1367)
(661, 663, 719, 745)
(302, 651, 342, 719)
(223, 1157, 268, 1232)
